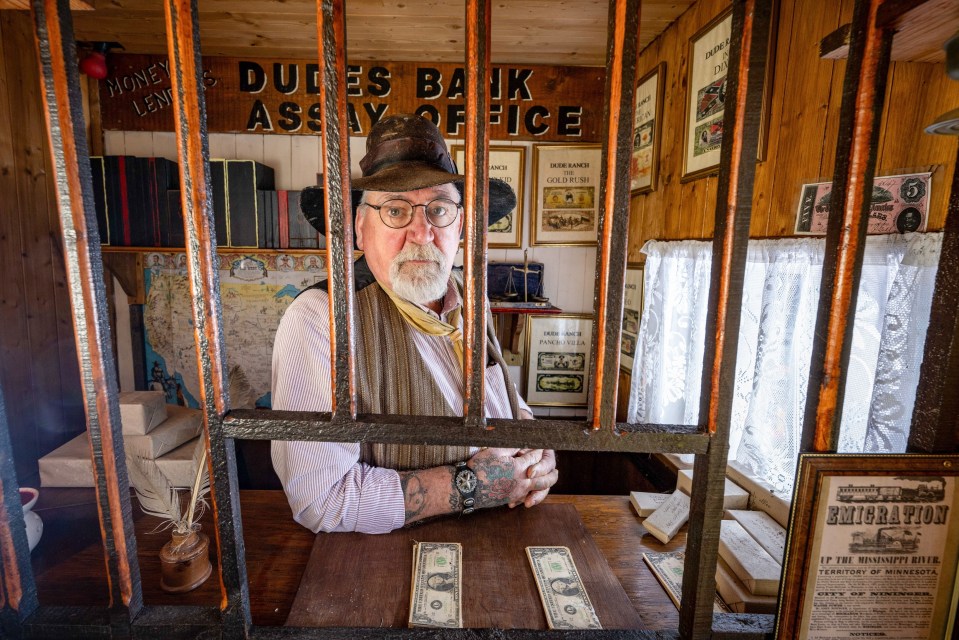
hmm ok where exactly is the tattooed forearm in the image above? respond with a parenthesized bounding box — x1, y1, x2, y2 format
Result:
(400, 470, 428, 522)
(473, 456, 516, 508)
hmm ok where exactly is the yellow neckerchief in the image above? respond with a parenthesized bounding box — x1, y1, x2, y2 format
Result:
(380, 281, 464, 366)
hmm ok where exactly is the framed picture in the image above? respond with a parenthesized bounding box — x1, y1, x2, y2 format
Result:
(620, 263, 644, 374)
(682, 6, 776, 181)
(776, 454, 959, 640)
(451, 144, 526, 248)
(530, 145, 602, 246)
(524, 313, 594, 407)
(630, 63, 665, 194)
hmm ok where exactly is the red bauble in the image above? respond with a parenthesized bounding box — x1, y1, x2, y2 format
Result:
(79, 52, 107, 80)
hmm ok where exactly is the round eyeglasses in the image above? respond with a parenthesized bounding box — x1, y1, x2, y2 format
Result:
(361, 197, 462, 229)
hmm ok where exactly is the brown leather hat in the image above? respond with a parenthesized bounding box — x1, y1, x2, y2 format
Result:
(302, 113, 516, 234)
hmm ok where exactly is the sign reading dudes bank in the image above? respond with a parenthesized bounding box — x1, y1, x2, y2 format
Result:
(100, 54, 606, 142)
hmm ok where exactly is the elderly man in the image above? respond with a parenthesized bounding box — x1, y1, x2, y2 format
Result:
(272, 114, 558, 533)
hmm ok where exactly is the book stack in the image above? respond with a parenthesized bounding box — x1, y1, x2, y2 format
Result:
(90, 156, 180, 247)
(39, 394, 204, 488)
(91, 156, 302, 250)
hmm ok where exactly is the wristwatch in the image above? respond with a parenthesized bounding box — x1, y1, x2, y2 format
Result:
(453, 461, 477, 515)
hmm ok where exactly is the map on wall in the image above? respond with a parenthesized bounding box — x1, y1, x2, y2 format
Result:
(142, 251, 328, 408)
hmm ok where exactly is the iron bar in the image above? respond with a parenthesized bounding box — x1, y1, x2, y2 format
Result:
(801, 0, 894, 453)
(589, 0, 643, 431)
(909, 143, 959, 452)
(30, 0, 143, 629)
(0, 382, 38, 637)
(682, 0, 772, 637)
(463, 0, 492, 424)
(162, 0, 250, 631)
(224, 410, 709, 453)
(318, 0, 359, 421)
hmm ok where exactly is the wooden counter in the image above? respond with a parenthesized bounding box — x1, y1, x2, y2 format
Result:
(30, 490, 684, 631)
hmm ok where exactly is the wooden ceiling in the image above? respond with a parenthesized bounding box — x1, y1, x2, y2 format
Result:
(70, 0, 696, 66)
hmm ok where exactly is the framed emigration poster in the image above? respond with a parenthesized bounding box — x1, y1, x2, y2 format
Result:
(776, 454, 959, 640)
(524, 313, 593, 407)
(630, 63, 665, 194)
(451, 144, 526, 248)
(531, 145, 602, 246)
(620, 263, 644, 374)
(682, 6, 775, 181)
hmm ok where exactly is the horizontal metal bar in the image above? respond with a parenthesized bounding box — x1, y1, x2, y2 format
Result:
(249, 627, 674, 639)
(223, 410, 709, 454)
(20, 607, 772, 639)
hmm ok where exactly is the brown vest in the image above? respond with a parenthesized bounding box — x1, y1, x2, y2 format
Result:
(354, 280, 517, 471)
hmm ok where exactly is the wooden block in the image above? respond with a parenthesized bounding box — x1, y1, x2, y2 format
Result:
(118, 390, 167, 435)
(714, 555, 778, 614)
(124, 404, 201, 459)
(718, 520, 781, 596)
(39, 433, 93, 487)
(39, 431, 202, 488)
(661, 453, 694, 470)
(642, 490, 689, 544)
(726, 461, 791, 527)
(154, 437, 202, 487)
(727, 509, 786, 563)
(628, 491, 669, 517)
(676, 469, 749, 510)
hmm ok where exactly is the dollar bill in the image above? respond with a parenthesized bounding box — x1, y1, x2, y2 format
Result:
(642, 551, 731, 613)
(526, 546, 601, 630)
(409, 542, 462, 628)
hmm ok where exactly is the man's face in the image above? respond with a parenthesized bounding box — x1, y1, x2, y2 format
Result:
(355, 183, 463, 306)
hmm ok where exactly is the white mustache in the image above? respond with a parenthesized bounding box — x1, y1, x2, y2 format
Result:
(394, 243, 444, 266)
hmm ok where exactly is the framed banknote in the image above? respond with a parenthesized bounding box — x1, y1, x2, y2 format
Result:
(524, 313, 593, 407)
(776, 454, 959, 640)
(620, 263, 644, 374)
(630, 63, 665, 194)
(451, 144, 526, 248)
(531, 144, 602, 246)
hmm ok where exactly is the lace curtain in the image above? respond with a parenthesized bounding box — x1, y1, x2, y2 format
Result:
(627, 233, 942, 494)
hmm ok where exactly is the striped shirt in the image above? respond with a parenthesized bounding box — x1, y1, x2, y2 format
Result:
(271, 281, 530, 534)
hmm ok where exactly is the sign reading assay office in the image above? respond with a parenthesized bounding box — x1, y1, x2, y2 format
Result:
(101, 54, 606, 142)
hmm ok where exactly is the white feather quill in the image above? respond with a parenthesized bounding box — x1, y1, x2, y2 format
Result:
(126, 453, 182, 532)
(126, 436, 210, 535)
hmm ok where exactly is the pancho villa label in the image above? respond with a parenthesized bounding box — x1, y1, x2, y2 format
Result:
(100, 54, 605, 142)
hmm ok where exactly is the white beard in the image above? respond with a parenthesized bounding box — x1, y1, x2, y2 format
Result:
(389, 243, 450, 305)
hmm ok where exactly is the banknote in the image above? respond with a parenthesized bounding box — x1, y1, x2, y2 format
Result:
(642, 551, 731, 613)
(409, 542, 462, 628)
(526, 546, 601, 630)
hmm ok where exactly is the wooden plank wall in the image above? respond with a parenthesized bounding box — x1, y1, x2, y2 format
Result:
(627, 0, 959, 260)
(0, 11, 84, 484)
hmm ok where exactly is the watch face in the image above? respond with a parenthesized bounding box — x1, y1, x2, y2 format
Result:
(455, 469, 477, 494)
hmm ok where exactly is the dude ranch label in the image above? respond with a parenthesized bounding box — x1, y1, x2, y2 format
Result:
(100, 54, 605, 142)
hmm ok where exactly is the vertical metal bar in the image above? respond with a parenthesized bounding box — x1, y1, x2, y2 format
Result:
(318, 0, 358, 420)
(463, 0, 491, 423)
(30, 0, 143, 628)
(909, 144, 959, 453)
(0, 386, 39, 636)
(163, 0, 251, 631)
(589, 0, 642, 430)
(681, 0, 771, 637)
(801, 0, 893, 454)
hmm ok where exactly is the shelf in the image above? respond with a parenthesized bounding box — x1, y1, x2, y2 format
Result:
(820, 0, 957, 63)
